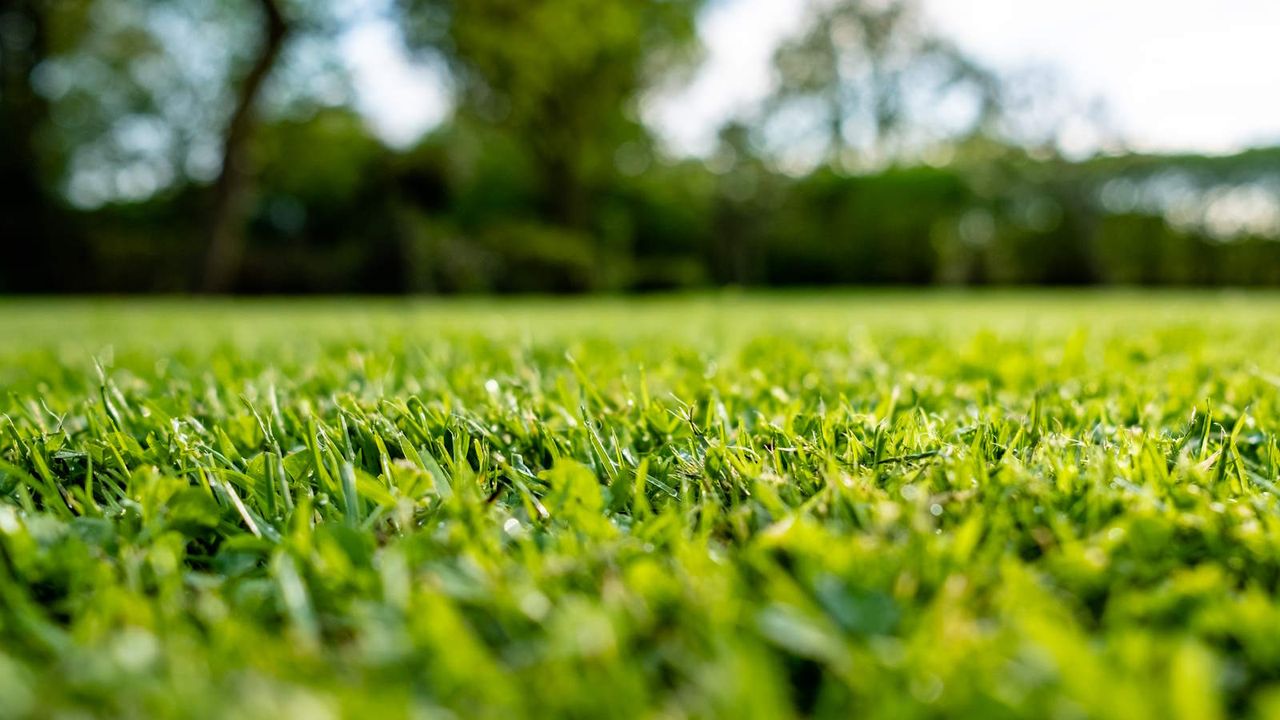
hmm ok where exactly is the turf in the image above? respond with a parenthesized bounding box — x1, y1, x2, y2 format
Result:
(3, 293, 1280, 719)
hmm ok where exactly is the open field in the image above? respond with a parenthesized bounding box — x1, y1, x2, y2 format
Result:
(3, 293, 1280, 718)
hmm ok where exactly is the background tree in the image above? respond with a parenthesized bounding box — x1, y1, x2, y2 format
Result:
(766, 0, 1001, 169)
(0, 0, 86, 291)
(11, 0, 349, 291)
(202, 0, 291, 292)
(396, 0, 705, 235)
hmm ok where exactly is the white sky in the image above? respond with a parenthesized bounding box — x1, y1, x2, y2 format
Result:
(345, 0, 1280, 156)
(341, 18, 451, 148)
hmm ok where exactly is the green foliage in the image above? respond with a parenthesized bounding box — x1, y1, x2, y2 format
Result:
(398, 0, 704, 230)
(3, 294, 1280, 717)
(765, 166, 969, 283)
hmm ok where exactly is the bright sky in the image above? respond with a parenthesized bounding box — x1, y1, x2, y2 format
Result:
(345, 0, 1280, 156)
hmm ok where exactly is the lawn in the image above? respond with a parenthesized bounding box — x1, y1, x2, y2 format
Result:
(3, 292, 1280, 719)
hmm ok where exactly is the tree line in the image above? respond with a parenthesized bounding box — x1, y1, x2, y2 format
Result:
(3, 0, 1279, 293)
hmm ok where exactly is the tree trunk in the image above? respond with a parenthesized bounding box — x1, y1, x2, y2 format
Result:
(202, 0, 289, 293)
(0, 2, 74, 291)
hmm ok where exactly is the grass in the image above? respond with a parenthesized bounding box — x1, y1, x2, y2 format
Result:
(3, 292, 1280, 718)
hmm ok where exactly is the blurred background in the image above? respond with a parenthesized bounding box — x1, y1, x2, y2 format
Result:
(3, 0, 1279, 294)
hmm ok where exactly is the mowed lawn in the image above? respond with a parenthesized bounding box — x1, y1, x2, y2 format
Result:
(3, 293, 1280, 719)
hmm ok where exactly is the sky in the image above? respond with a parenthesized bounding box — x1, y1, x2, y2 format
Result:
(344, 0, 1280, 156)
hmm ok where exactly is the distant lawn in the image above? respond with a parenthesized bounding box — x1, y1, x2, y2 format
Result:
(3, 292, 1280, 718)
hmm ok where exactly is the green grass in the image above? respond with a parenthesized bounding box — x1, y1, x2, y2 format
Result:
(4, 292, 1280, 719)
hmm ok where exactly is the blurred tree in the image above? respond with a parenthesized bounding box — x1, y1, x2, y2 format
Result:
(10, 0, 349, 291)
(240, 108, 400, 292)
(396, 0, 705, 236)
(0, 0, 85, 290)
(708, 121, 777, 284)
(202, 0, 291, 292)
(767, 0, 1001, 168)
